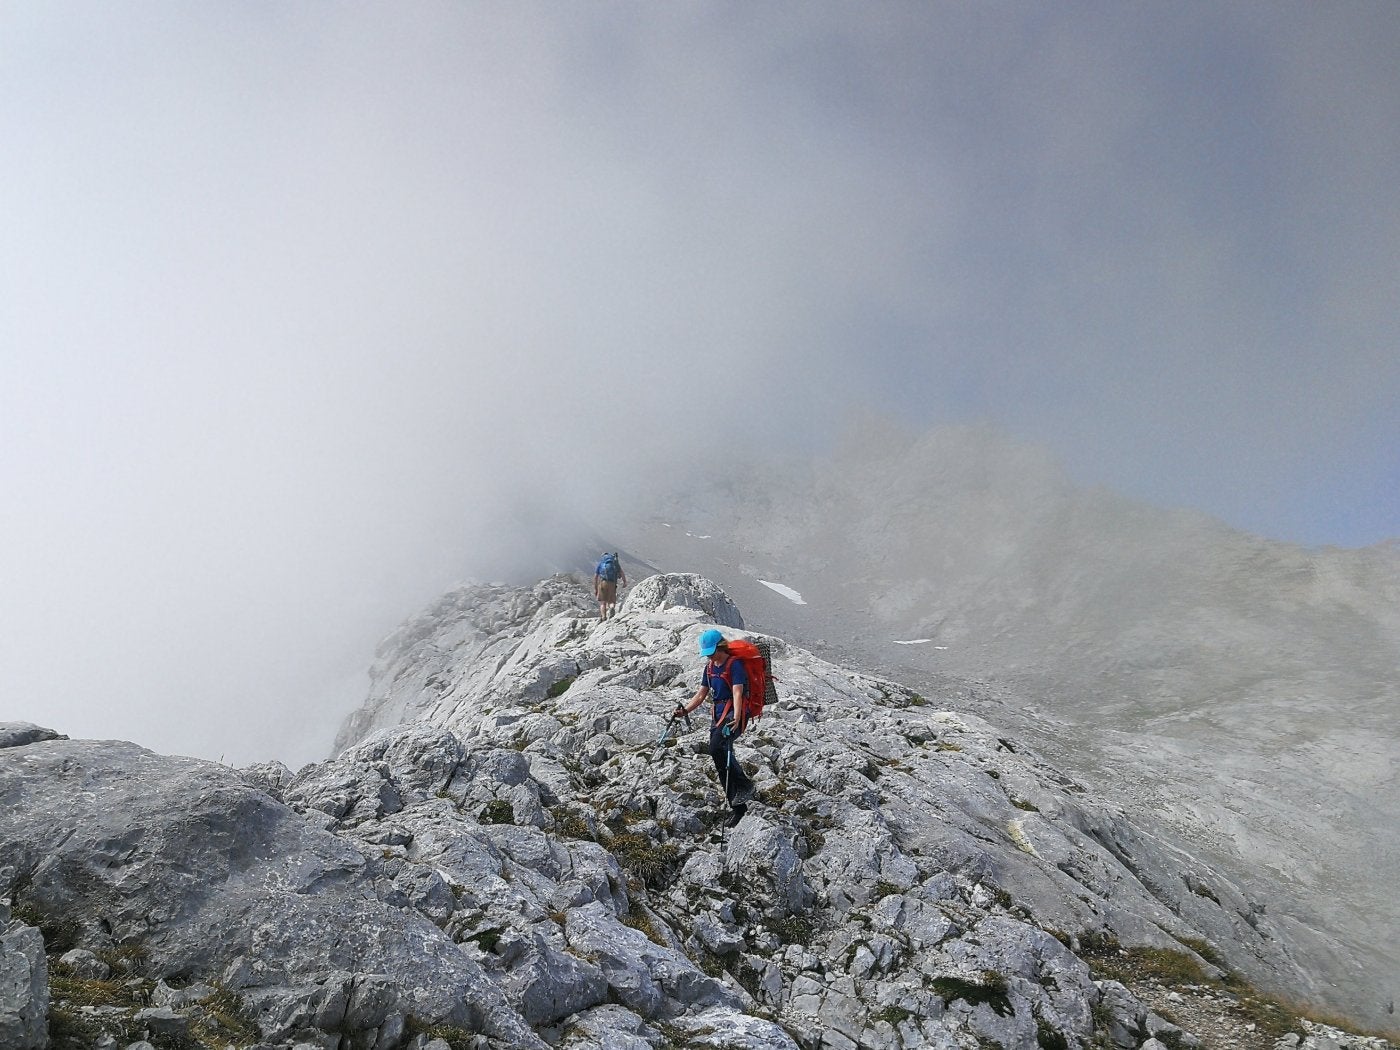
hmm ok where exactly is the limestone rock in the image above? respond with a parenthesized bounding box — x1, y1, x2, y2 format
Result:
(0, 917, 47, 1050)
(621, 573, 744, 628)
(58, 947, 110, 980)
(0, 738, 545, 1049)
(0, 722, 65, 750)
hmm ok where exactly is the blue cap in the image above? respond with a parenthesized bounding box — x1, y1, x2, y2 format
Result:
(698, 629, 724, 656)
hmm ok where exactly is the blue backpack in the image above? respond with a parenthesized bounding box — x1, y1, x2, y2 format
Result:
(597, 553, 620, 582)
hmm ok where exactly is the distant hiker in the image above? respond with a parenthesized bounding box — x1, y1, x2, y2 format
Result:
(594, 551, 627, 620)
(674, 628, 757, 827)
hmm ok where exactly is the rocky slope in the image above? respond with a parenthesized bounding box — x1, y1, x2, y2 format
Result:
(607, 425, 1400, 1030)
(3, 574, 1394, 1049)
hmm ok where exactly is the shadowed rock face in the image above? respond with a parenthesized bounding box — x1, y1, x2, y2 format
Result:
(3, 573, 1393, 1049)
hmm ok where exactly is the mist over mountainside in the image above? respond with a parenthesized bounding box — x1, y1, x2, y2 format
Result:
(598, 423, 1399, 1030)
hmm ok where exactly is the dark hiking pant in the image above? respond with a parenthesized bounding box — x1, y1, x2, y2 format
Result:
(708, 724, 753, 807)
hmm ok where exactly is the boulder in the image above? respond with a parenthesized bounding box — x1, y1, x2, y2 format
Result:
(0, 723, 65, 750)
(622, 573, 744, 628)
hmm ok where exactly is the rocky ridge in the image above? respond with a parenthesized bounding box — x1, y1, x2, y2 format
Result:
(615, 425, 1400, 1030)
(2, 575, 1393, 1049)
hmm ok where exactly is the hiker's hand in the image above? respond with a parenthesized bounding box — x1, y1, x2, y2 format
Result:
(721, 720, 737, 739)
(672, 706, 687, 721)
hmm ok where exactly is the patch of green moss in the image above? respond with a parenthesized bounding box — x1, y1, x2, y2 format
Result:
(695, 949, 729, 979)
(794, 802, 836, 855)
(1188, 881, 1221, 905)
(871, 1004, 914, 1026)
(607, 832, 679, 887)
(621, 903, 668, 947)
(1083, 942, 1207, 986)
(546, 675, 577, 698)
(653, 1021, 691, 1049)
(190, 985, 260, 1047)
(480, 799, 515, 825)
(929, 971, 1013, 1017)
(1178, 936, 1226, 969)
(1035, 1016, 1070, 1049)
(404, 1016, 479, 1050)
(47, 1004, 134, 1049)
(12, 900, 82, 954)
(48, 973, 133, 1010)
(768, 914, 818, 947)
(757, 781, 806, 807)
(463, 926, 503, 953)
(983, 884, 1014, 910)
(552, 806, 595, 840)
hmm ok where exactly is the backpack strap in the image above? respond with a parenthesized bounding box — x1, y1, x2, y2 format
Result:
(709, 656, 743, 726)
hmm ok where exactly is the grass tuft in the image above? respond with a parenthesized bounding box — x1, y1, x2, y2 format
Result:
(929, 971, 1014, 1017)
(871, 1004, 914, 1026)
(767, 913, 818, 947)
(404, 1016, 479, 1050)
(621, 902, 669, 947)
(546, 675, 577, 698)
(479, 800, 515, 825)
(607, 832, 680, 887)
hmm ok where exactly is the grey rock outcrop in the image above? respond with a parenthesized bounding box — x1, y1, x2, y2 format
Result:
(333, 577, 599, 754)
(0, 900, 48, 1050)
(0, 722, 66, 750)
(619, 572, 745, 630)
(0, 736, 544, 1049)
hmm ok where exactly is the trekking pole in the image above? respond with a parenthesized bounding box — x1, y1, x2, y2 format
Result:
(724, 742, 732, 807)
(728, 739, 739, 862)
(610, 710, 689, 823)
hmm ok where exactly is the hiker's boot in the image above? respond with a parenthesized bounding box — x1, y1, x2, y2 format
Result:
(725, 804, 748, 828)
(731, 784, 756, 806)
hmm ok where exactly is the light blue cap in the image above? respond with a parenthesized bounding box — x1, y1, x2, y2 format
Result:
(698, 628, 724, 656)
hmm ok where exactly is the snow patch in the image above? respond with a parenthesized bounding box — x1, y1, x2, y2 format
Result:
(892, 639, 948, 648)
(758, 580, 807, 605)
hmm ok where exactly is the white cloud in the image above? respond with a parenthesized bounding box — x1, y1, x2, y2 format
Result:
(1, 4, 1395, 764)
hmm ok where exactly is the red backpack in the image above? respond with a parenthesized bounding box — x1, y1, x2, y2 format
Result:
(713, 638, 777, 726)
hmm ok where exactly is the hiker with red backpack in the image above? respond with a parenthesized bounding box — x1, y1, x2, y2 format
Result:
(674, 628, 769, 827)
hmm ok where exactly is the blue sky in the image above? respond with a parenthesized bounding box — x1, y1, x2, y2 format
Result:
(2, 3, 1397, 762)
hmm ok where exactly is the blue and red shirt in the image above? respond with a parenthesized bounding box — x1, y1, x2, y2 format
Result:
(703, 654, 749, 725)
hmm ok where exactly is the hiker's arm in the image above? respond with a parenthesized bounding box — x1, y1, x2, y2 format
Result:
(732, 682, 746, 728)
(677, 683, 708, 716)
